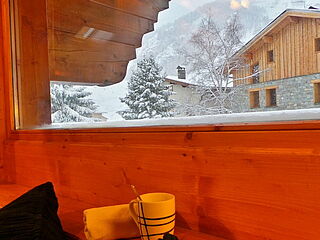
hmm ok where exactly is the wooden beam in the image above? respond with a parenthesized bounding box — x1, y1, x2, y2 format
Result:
(88, 0, 170, 21)
(262, 36, 273, 44)
(49, 30, 137, 62)
(48, 0, 155, 35)
(50, 59, 129, 85)
(47, 8, 144, 47)
(288, 16, 299, 23)
(243, 52, 253, 60)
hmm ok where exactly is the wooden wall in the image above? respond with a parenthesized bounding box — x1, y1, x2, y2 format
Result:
(234, 17, 320, 85)
(2, 2, 320, 240)
(4, 127, 320, 240)
(0, 0, 10, 183)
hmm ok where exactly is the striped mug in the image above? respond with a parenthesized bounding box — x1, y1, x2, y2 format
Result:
(129, 193, 175, 240)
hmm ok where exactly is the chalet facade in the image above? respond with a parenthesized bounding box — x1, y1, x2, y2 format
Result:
(232, 9, 320, 113)
(165, 67, 201, 116)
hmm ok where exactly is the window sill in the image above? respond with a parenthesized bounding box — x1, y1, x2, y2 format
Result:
(8, 108, 320, 138)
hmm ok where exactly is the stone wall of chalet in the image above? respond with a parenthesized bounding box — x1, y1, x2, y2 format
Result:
(232, 73, 320, 113)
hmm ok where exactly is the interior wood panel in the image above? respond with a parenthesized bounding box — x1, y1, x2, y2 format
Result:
(4, 129, 320, 240)
(13, 0, 52, 128)
(0, 0, 5, 182)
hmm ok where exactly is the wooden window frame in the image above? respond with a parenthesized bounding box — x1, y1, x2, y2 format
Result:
(312, 80, 320, 104)
(265, 87, 277, 107)
(1, 0, 320, 142)
(249, 90, 260, 109)
(267, 50, 274, 63)
(315, 38, 320, 52)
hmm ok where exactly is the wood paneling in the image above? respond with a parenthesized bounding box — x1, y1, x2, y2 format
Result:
(3, 129, 320, 240)
(13, 0, 52, 128)
(0, 0, 14, 183)
(234, 15, 320, 85)
(3, 2, 320, 240)
(0, 0, 5, 182)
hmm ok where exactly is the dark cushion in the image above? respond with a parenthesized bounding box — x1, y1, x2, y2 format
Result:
(0, 182, 67, 240)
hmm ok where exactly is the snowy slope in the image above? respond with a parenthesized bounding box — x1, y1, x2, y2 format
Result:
(138, 0, 320, 76)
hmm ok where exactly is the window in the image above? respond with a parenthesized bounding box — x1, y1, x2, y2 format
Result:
(9, 0, 320, 129)
(315, 38, 320, 52)
(252, 63, 260, 84)
(250, 91, 260, 109)
(267, 50, 274, 62)
(266, 88, 277, 107)
(314, 82, 320, 104)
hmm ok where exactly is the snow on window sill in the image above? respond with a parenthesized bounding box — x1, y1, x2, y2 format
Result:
(36, 108, 320, 130)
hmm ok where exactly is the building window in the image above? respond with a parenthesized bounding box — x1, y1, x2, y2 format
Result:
(250, 91, 260, 108)
(267, 50, 274, 62)
(315, 38, 320, 52)
(266, 88, 277, 107)
(314, 82, 320, 104)
(252, 63, 260, 84)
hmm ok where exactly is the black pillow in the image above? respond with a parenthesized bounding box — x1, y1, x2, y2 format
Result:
(0, 182, 67, 240)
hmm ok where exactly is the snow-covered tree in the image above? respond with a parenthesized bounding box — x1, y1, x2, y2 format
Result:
(50, 83, 97, 123)
(120, 57, 176, 120)
(180, 13, 246, 115)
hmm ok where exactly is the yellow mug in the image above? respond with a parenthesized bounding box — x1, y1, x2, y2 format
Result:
(129, 193, 175, 240)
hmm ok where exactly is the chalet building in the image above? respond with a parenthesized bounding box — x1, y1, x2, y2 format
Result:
(232, 9, 320, 113)
(165, 67, 202, 116)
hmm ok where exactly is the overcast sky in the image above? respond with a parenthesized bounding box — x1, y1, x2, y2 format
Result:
(156, 0, 215, 27)
(156, 0, 319, 28)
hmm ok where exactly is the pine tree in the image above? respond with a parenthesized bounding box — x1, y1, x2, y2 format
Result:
(120, 57, 175, 120)
(50, 83, 98, 123)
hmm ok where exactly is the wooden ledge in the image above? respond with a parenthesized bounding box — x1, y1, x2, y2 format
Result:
(0, 184, 227, 240)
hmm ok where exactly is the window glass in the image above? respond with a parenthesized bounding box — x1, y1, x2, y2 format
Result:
(314, 82, 320, 103)
(10, 0, 320, 129)
(315, 38, 320, 52)
(267, 50, 274, 63)
(250, 91, 260, 109)
(266, 88, 277, 107)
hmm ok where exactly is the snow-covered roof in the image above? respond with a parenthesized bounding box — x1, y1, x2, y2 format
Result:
(235, 9, 320, 56)
(165, 76, 195, 87)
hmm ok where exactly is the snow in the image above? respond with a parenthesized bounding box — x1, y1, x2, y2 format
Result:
(39, 108, 320, 129)
(85, 78, 128, 121)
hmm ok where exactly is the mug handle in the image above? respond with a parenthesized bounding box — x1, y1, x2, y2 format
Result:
(129, 200, 139, 225)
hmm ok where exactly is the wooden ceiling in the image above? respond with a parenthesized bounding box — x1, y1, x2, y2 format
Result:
(48, 0, 171, 86)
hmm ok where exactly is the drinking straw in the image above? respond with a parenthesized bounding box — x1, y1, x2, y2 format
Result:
(131, 185, 143, 201)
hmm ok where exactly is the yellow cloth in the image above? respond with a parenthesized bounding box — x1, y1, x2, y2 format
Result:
(83, 204, 140, 240)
